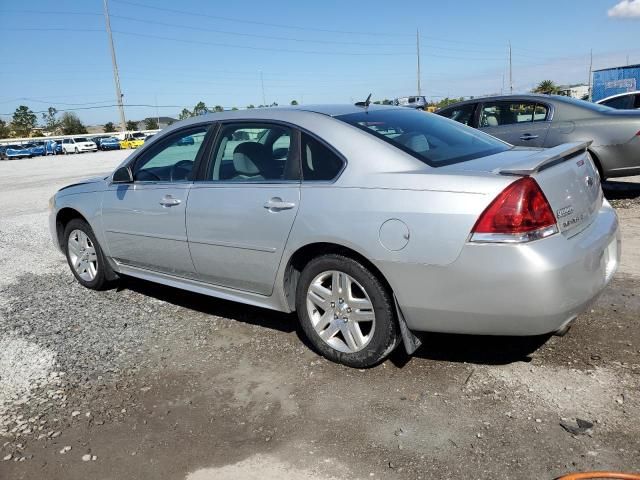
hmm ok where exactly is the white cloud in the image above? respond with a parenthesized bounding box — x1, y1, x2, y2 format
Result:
(608, 0, 640, 18)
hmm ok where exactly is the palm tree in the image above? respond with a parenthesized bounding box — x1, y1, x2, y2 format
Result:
(532, 80, 560, 95)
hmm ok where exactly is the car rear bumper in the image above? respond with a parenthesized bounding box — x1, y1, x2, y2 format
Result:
(381, 201, 620, 336)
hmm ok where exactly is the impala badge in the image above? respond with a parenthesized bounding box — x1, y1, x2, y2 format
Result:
(557, 206, 574, 218)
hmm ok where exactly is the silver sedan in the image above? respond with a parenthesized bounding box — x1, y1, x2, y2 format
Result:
(436, 94, 640, 179)
(49, 105, 620, 367)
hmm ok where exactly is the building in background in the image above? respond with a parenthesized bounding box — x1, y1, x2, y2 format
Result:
(557, 84, 589, 99)
(592, 64, 640, 102)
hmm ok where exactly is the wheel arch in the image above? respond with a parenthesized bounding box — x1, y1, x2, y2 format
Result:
(55, 207, 89, 250)
(282, 242, 394, 312)
(587, 148, 605, 180)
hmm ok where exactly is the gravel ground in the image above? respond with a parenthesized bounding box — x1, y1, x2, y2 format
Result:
(0, 152, 639, 479)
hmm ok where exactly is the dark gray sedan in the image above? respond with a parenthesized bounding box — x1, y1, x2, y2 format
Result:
(436, 94, 640, 178)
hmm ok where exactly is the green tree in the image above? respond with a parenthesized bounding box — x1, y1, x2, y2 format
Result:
(31, 130, 45, 137)
(60, 112, 88, 135)
(103, 121, 116, 133)
(178, 108, 192, 120)
(0, 119, 10, 138)
(246, 104, 255, 109)
(213, 105, 224, 112)
(192, 101, 208, 116)
(231, 107, 239, 111)
(41, 107, 60, 133)
(144, 118, 159, 130)
(125, 120, 138, 131)
(11, 105, 37, 137)
(435, 97, 466, 109)
(532, 80, 560, 95)
(290, 99, 298, 105)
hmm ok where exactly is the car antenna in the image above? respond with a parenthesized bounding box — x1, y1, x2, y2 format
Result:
(355, 93, 372, 109)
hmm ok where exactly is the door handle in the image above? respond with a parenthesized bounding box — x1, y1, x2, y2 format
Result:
(519, 134, 539, 140)
(159, 195, 182, 207)
(264, 197, 296, 211)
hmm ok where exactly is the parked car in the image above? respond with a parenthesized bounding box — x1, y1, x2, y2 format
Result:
(49, 105, 620, 367)
(61, 138, 98, 154)
(393, 96, 427, 109)
(45, 139, 61, 155)
(120, 133, 145, 149)
(436, 94, 640, 178)
(596, 91, 640, 110)
(176, 135, 194, 146)
(97, 137, 121, 150)
(22, 142, 46, 157)
(0, 144, 31, 160)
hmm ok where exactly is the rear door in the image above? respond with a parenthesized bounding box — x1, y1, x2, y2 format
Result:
(186, 122, 300, 295)
(101, 124, 212, 276)
(478, 100, 551, 147)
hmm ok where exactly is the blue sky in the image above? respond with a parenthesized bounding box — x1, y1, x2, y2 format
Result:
(1, 0, 639, 125)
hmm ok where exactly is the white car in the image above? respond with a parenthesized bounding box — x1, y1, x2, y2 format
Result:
(61, 138, 98, 154)
(596, 91, 640, 110)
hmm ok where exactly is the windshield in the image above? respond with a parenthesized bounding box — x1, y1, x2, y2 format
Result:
(74, 138, 88, 142)
(336, 108, 510, 166)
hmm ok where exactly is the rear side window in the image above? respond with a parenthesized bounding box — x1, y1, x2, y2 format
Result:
(336, 109, 509, 167)
(301, 133, 344, 181)
(480, 101, 536, 126)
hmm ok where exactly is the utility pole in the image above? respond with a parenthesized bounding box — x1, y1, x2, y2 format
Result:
(416, 28, 422, 96)
(588, 49, 593, 101)
(508, 41, 513, 94)
(155, 94, 159, 130)
(260, 71, 266, 106)
(103, 0, 126, 132)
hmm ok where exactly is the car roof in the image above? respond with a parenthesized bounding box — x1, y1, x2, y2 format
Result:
(161, 104, 406, 132)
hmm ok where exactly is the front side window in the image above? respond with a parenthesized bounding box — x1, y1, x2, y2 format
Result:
(480, 102, 536, 127)
(301, 133, 344, 181)
(439, 103, 476, 126)
(337, 109, 509, 167)
(209, 123, 295, 182)
(133, 127, 208, 182)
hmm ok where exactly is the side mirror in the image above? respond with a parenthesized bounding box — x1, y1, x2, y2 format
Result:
(112, 166, 133, 184)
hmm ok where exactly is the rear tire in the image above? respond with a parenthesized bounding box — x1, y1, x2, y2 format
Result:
(296, 254, 400, 368)
(63, 219, 117, 290)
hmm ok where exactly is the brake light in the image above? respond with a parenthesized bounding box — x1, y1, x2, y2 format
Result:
(470, 177, 558, 243)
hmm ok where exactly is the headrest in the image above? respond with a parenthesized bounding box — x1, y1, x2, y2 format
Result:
(233, 142, 270, 175)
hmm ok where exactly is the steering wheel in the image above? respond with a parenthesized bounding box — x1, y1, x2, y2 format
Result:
(170, 160, 194, 182)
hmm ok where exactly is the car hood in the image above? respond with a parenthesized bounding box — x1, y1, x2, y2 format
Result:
(58, 176, 108, 195)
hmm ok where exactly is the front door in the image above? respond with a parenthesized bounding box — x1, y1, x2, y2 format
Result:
(478, 101, 550, 147)
(186, 122, 300, 295)
(101, 125, 211, 276)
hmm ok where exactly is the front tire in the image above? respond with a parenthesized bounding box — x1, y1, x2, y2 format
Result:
(296, 254, 400, 368)
(63, 219, 116, 290)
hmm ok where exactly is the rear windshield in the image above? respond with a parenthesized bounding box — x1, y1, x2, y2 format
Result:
(336, 108, 510, 166)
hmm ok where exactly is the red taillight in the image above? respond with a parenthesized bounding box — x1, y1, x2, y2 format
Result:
(471, 177, 558, 242)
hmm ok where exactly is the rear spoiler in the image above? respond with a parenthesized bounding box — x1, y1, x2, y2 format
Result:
(496, 141, 592, 176)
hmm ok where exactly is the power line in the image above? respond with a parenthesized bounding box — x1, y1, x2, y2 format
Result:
(109, 14, 414, 47)
(1, 104, 184, 116)
(111, 30, 413, 56)
(111, 0, 411, 37)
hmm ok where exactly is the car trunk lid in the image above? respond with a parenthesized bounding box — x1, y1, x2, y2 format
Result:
(497, 142, 602, 237)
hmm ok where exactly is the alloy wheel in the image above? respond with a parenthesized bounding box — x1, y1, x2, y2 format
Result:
(306, 270, 376, 353)
(67, 229, 98, 281)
